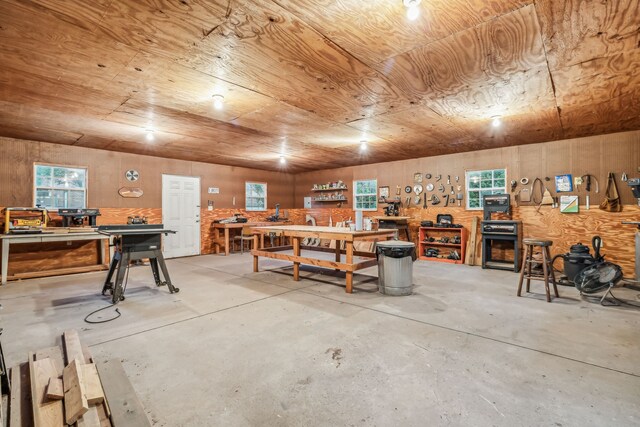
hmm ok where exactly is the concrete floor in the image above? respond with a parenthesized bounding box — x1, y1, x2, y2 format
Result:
(1, 253, 639, 426)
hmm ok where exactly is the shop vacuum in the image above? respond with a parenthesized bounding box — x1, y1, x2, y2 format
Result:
(553, 236, 624, 303)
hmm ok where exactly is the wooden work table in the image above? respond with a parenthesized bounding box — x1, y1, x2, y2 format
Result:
(251, 225, 397, 293)
(212, 221, 292, 256)
(0, 230, 109, 285)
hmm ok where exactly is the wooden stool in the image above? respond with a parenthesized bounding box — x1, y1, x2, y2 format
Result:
(517, 238, 559, 302)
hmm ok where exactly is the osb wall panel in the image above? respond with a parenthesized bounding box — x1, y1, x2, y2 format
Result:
(293, 130, 640, 208)
(0, 136, 295, 209)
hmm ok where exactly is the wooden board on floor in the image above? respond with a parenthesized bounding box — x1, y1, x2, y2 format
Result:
(96, 401, 111, 427)
(45, 377, 63, 400)
(9, 363, 32, 427)
(64, 330, 86, 364)
(82, 364, 105, 405)
(77, 407, 102, 427)
(30, 357, 64, 427)
(35, 346, 64, 376)
(96, 360, 151, 427)
(63, 359, 89, 425)
(81, 344, 112, 424)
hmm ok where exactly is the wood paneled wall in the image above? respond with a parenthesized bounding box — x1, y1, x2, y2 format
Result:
(294, 131, 640, 278)
(294, 130, 640, 208)
(1, 131, 639, 280)
(0, 137, 295, 209)
(296, 206, 640, 278)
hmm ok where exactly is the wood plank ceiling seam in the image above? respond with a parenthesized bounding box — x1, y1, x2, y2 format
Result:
(530, 1, 565, 140)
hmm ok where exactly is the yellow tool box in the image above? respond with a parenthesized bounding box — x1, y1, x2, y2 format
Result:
(3, 207, 48, 234)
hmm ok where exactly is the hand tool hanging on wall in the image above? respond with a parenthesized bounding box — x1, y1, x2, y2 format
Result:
(431, 195, 440, 205)
(456, 176, 459, 182)
(423, 193, 428, 209)
(457, 193, 463, 206)
(396, 185, 401, 196)
(444, 194, 449, 205)
(580, 174, 599, 193)
(531, 178, 544, 205)
(450, 186, 455, 195)
(447, 175, 451, 184)
(439, 183, 445, 193)
(436, 174, 442, 182)
(599, 172, 622, 212)
(414, 195, 421, 205)
(405, 196, 411, 207)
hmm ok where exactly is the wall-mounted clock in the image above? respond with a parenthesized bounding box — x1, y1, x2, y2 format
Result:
(125, 169, 139, 182)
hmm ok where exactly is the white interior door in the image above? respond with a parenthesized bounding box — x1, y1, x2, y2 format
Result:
(162, 174, 200, 258)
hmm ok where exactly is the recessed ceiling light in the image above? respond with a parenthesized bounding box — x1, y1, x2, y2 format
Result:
(279, 155, 286, 164)
(492, 117, 501, 128)
(404, 0, 421, 20)
(145, 129, 154, 141)
(360, 140, 368, 151)
(212, 94, 224, 110)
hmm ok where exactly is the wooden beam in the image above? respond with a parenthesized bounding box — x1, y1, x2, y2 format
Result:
(257, 245, 294, 252)
(63, 359, 89, 425)
(11, 264, 108, 280)
(64, 329, 86, 364)
(300, 245, 376, 258)
(76, 407, 102, 427)
(293, 237, 301, 281)
(35, 346, 64, 376)
(251, 249, 375, 272)
(30, 357, 64, 427)
(45, 377, 63, 400)
(345, 241, 354, 293)
(81, 343, 112, 425)
(9, 362, 33, 427)
(96, 359, 151, 427)
(82, 364, 105, 405)
(96, 401, 111, 427)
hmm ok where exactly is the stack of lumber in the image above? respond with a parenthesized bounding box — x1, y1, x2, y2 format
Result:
(8, 330, 150, 427)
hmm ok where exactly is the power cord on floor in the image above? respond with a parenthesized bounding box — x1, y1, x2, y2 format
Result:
(84, 260, 131, 323)
(84, 303, 121, 323)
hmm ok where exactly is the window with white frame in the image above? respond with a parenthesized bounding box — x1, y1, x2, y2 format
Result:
(466, 169, 507, 210)
(353, 179, 377, 211)
(34, 164, 87, 209)
(245, 182, 267, 211)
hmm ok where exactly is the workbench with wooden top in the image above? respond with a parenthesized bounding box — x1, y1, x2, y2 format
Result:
(0, 229, 109, 285)
(251, 225, 397, 293)
(212, 221, 293, 256)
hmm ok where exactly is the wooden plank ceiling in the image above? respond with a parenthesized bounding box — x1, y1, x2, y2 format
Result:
(0, 0, 638, 172)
